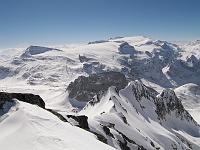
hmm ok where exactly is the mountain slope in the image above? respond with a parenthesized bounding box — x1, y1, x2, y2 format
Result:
(79, 81, 200, 150)
(0, 36, 200, 150)
(0, 99, 115, 150)
(175, 83, 200, 124)
(0, 36, 199, 90)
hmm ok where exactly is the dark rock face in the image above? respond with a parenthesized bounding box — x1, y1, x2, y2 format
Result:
(21, 45, 61, 57)
(67, 115, 89, 130)
(0, 92, 45, 108)
(66, 114, 109, 144)
(117, 130, 147, 150)
(83, 62, 106, 74)
(88, 40, 108, 45)
(117, 41, 180, 88)
(155, 89, 183, 119)
(126, 81, 197, 126)
(91, 132, 108, 144)
(79, 55, 94, 63)
(118, 42, 136, 56)
(102, 126, 114, 138)
(46, 109, 68, 122)
(67, 71, 128, 101)
(131, 81, 158, 101)
(166, 57, 200, 86)
(0, 66, 13, 79)
(155, 89, 195, 122)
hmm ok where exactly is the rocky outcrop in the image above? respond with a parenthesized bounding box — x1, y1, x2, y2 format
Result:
(80, 80, 200, 149)
(0, 92, 73, 124)
(88, 40, 108, 45)
(67, 71, 128, 101)
(155, 89, 196, 123)
(79, 55, 94, 63)
(46, 109, 68, 122)
(129, 81, 196, 123)
(131, 80, 158, 101)
(65, 114, 109, 144)
(21, 46, 61, 57)
(118, 42, 137, 56)
(0, 92, 45, 108)
(66, 115, 89, 130)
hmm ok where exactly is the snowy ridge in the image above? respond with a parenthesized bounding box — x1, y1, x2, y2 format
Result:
(80, 81, 200, 150)
(21, 45, 62, 57)
(0, 36, 200, 149)
(0, 100, 115, 150)
(0, 36, 199, 89)
(175, 83, 200, 124)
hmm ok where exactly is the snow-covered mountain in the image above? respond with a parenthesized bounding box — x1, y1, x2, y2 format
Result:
(0, 36, 200, 149)
(0, 97, 114, 150)
(175, 83, 200, 124)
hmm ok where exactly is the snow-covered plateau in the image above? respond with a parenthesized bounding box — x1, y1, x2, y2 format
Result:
(0, 36, 200, 150)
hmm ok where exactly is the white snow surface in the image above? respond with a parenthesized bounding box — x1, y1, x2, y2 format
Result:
(175, 83, 200, 124)
(80, 81, 200, 150)
(0, 36, 200, 150)
(0, 100, 115, 150)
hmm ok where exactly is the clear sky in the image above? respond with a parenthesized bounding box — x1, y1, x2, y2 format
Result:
(0, 0, 200, 49)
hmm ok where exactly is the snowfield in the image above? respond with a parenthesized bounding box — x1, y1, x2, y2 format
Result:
(0, 36, 200, 150)
(175, 83, 200, 124)
(0, 100, 115, 150)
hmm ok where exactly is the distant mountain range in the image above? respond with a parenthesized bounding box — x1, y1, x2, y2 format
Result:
(0, 36, 200, 150)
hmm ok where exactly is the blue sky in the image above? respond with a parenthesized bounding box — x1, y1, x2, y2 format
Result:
(0, 0, 199, 49)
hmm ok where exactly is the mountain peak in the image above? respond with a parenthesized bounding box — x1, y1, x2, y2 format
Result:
(21, 45, 61, 57)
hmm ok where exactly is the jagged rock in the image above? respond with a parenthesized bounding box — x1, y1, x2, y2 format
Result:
(46, 109, 68, 122)
(88, 40, 108, 44)
(67, 71, 128, 101)
(186, 55, 199, 65)
(67, 115, 89, 130)
(155, 89, 195, 122)
(79, 55, 94, 63)
(116, 129, 146, 150)
(83, 61, 106, 74)
(91, 131, 108, 144)
(118, 42, 136, 55)
(131, 80, 158, 101)
(0, 92, 45, 108)
(21, 46, 61, 57)
(102, 126, 114, 138)
(0, 66, 14, 79)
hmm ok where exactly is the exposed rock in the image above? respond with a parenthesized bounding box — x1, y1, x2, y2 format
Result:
(21, 46, 61, 57)
(46, 109, 68, 122)
(102, 126, 114, 138)
(0, 66, 13, 79)
(116, 129, 146, 150)
(65, 114, 109, 144)
(155, 89, 196, 122)
(83, 61, 106, 74)
(131, 80, 158, 101)
(0, 92, 45, 108)
(79, 55, 94, 63)
(118, 42, 136, 55)
(67, 71, 128, 101)
(66, 115, 89, 130)
(91, 131, 108, 144)
(88, 40, 108, 44)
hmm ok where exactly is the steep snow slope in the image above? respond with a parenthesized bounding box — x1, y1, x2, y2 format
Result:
(79, 81, 200, 150)
(0, 36, 200, 150)
(0, 83, 74, 112)
(175, 83, 200, 124)
(0, 100, 115, 150)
